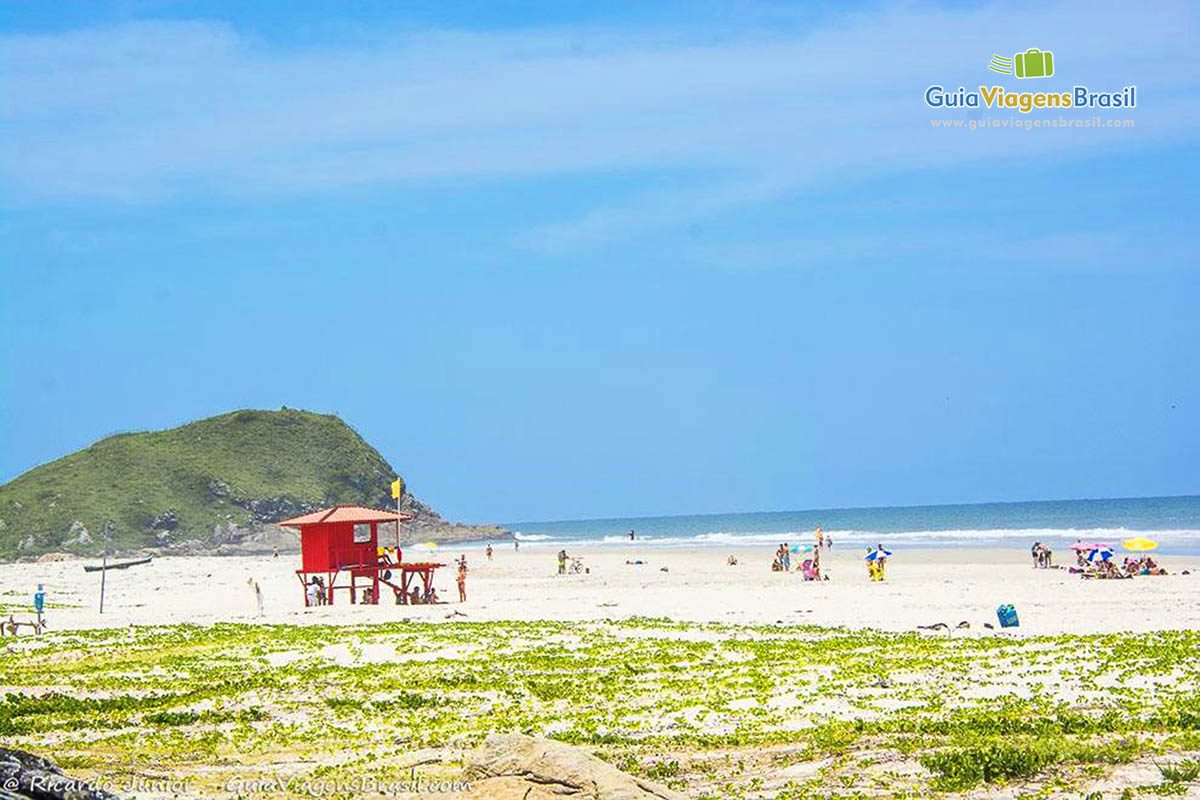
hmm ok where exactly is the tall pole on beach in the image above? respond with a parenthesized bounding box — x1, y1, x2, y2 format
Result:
(392, 478, 403, 550)
(99, 521, 110, 614)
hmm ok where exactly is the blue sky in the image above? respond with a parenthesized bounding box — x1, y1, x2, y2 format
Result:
(1, 1, 1197, 522)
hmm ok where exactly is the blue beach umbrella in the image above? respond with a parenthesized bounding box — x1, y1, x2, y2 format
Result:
(865, 549, 892, 561)
(1085, 547, 1113, 564)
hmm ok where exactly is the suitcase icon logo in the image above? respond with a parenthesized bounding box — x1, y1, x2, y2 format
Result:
(988, 48, 1055, 79)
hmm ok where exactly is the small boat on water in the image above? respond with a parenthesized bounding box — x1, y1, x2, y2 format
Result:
(83, 557, 153, 573)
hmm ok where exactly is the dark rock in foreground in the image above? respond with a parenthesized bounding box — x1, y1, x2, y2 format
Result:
(0, 748, 119, 800)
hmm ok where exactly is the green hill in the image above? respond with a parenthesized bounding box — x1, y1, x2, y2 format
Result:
(0, 409, 408, 558)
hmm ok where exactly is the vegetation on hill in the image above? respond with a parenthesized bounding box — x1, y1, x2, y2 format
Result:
(0, 409, 404, 558)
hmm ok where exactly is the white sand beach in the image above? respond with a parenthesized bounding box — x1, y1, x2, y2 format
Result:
(7, 546, 1197, 635)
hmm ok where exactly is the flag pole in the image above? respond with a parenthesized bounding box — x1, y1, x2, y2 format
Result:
(393, 478, 402, 550)
(99, 521, 110, 614)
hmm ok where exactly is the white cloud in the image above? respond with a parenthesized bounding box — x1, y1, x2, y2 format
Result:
(1, 1, 1197, 249)
(680, 229, 1197, 273)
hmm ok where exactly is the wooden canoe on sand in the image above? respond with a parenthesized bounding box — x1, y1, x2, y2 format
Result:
(83, 557, 152, 573)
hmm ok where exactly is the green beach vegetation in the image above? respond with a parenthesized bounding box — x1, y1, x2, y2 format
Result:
(2, 620, 1198, 797)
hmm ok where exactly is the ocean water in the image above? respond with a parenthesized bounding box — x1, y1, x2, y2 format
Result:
(504, 495, 1200, 555)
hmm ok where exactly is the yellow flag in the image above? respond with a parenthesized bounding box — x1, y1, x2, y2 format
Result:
(390, 478, 403, 499)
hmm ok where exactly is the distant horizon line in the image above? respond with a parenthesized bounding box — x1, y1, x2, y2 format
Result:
(498, 492, 1200, 529)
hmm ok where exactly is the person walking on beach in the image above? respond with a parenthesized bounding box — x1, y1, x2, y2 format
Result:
(557, 549, 568, 575)
(486, 544, 493, 561)
(457, 562, 467, 602)
(629, 529, 635, 541)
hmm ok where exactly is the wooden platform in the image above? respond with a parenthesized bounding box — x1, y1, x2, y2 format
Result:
(296, 560, 446, 606)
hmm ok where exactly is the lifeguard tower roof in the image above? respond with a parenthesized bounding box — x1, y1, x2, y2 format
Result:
(279, 505, 411, 528)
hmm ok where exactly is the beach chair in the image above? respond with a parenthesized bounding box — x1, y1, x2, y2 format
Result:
(2, 615, 46, 636)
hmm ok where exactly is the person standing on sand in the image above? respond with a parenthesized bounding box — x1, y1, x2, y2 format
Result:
(457, 563, 467, 602)
(557, 549, 568, 575)
(629, 529, 635, 541)
(486, 544, 493, 561)
(782, 543, 791, 572)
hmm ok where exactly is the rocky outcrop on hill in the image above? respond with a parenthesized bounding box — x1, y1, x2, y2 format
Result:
(398, 494, 507, 545)
(150, 494, 504, 557)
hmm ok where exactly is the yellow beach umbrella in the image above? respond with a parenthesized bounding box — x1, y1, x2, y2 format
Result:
(1122, 537, 1158, 551)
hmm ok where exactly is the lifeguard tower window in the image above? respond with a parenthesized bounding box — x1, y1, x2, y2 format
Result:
(353, 523, 371, 543)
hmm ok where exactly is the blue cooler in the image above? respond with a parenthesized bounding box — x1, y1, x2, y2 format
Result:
(997, 604, 1019, 628)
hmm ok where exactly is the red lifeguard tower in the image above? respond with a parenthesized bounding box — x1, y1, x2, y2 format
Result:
(280, 505, 445, 606)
